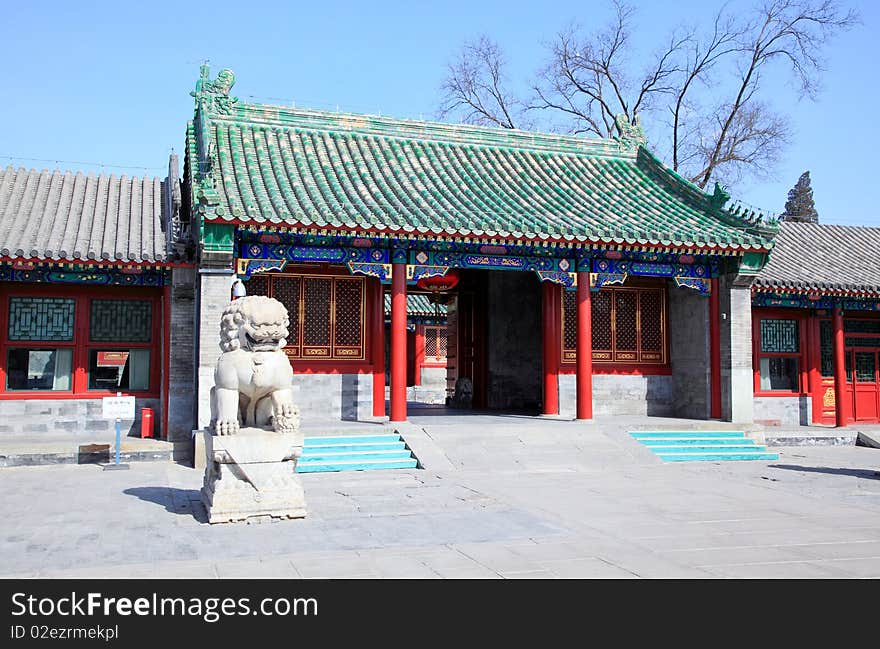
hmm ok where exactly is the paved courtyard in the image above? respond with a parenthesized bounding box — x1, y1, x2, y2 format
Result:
(2, 415, 879, 579)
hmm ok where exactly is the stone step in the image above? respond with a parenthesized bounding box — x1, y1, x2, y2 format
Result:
(655, 451, 779, 462)
(296, 458, 419, 473)
(298, 449, 415, 463)
(300, 441, 406, 453)
(630, 431, 747, 439)
(303, 434, 404, 445)
(638, 437, 754, 446)
(646, 444, 769, 452)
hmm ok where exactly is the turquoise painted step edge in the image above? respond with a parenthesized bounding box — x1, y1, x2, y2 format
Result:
(630, 431, 746, 438)
(648, 445, 768, 452)
(304, 435, 403, 445)
(297, 459, 418, 473)
(657, 453, 779, 462)
(301, 442, 406, 453)
(299, 450, 415, 463)
(633, 438, 749, 445)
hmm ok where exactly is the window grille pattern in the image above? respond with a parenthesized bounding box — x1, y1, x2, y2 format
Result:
(8, 297, 75, 341)
(245, 275, 269, 297)
(561, 286, 666, 365)
(334, 279, 364, 351)
(424, 326, 447, 360)
(302, 277, 332, 352)
(820, 320, 834, 378)
(854, 352, 876, 383)
(845, 320, 880, 334)
(89, 300, 152, 342)
(261, 273, 366, 361)
(273, 276, 301, 349)
(760, 319, 799, 353)
(846, 337, 880, 349)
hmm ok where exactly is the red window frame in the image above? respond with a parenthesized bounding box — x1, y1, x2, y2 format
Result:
(0, 284, 162, 399)
(241, 265, 374, 374)
(559, 281, 670, 375)
(752, 308, 809, 397)
(422, 324, 447, 367)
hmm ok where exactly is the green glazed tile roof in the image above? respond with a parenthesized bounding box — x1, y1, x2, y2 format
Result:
(189, 76, 776, 251)
(384, 293, 448, 317)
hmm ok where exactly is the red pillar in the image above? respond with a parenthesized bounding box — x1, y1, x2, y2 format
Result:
(414, 324, 425, 387)
(390, 261, 407, 422)
(709, 277, 722, 419)
(833, 307, 849, 427)
(371, 279, 386, 417)
(542, 282, 559, 415)
(576, 272, 593, 420)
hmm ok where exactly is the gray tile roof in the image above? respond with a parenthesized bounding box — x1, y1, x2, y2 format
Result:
(384, 293, 448, 316)
(755, 221, 880, 295)
(0, 166, 168, 264)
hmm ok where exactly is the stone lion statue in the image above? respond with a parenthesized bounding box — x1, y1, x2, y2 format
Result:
(210, 295, 299, 436)
(450, 376, 474, 409)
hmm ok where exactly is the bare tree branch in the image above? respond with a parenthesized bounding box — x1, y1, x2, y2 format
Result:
(437, 35, 523, 129)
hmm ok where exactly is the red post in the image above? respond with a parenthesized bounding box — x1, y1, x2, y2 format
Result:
(414, 324, 425, 386)
(833, 307, 849, 427)
(576, 272, 593, 420)
(542, 282, 559, 415)
(709, 277, 721, 419)
(390, 261, 407, 422)
(371, 279, 386, 417)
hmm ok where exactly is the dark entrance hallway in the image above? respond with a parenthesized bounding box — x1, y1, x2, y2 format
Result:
(445, 270, 542, 413)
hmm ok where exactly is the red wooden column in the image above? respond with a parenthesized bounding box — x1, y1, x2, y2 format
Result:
(390, 260, 408, 422)
(576, 272, 593, 420)
(542, 282, 559, 415)
(413, 324, 425, 387)
(709, 277, 722, 419)
(833, 306, 849, 427)
(371, 279, 386, 417)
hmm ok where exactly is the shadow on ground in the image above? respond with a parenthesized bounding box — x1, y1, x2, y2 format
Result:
(124, 487, 208, 523)
(769, 464, 880, 479)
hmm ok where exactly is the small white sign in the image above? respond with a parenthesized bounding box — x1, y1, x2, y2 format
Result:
(102, 396, 136, 420)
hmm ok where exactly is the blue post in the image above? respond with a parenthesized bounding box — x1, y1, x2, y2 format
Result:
(115, 419, 121, 465)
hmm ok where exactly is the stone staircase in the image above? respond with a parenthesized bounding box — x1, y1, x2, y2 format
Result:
(629, 431, 779, 462)
(296, 433, 419, 473)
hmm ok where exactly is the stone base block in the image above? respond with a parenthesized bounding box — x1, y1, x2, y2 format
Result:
(200, 428, 306, 524)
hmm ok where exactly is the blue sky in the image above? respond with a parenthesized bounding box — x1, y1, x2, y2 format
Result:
(1, 0, 875, 225)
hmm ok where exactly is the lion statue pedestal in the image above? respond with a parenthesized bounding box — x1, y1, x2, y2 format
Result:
(200, 295, 307, 524)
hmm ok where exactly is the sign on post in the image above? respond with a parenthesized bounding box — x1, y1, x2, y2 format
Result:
(102, 395, 136, 420)
(102, 393, 135, 471)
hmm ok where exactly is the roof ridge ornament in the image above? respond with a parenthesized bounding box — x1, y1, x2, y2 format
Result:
(614, 113, 647, 151)
(191, 63, 238, 116)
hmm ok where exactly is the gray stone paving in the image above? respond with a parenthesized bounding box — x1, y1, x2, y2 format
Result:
(1, 415, 879, 579)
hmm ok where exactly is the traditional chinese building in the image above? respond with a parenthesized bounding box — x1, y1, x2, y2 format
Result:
(185, 66, 778, 429)
(752, 221, 880, 426)
(0, 156, 195, 450)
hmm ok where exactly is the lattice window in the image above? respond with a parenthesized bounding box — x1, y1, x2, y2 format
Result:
(854, 352, 876, 383)
(334, 278, 364, 352)
(273, 276, 301, 351)
(302, 277, 332, 355)
(760, 319, 799, 353)
(244, 275, 269, 297)
(819, 320, 834, 378)
(90, 300, 152, 342)
(614, 291, 638, 360)
(262, 273, 365, 361)
(561, 285, 667, 365)
(845, 319, 880, 334)
(424, 325, 447, 361)
(8, 297, 75, 341)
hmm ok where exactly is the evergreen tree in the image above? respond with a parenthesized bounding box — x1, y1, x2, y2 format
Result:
(781, 171, 819, 223)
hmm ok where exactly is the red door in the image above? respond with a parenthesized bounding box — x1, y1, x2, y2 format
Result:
(851, 349, 880, 422)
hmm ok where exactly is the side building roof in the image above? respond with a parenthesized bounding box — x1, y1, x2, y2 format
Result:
(0, 166, 168, 264)
(754, 221, 880, 296)
(187, 68, 777, 253)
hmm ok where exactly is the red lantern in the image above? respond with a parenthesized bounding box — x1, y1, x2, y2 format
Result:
(416, 269, 460, 293)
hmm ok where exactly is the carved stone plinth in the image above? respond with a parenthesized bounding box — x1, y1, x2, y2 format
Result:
(201, 428, 306, 524)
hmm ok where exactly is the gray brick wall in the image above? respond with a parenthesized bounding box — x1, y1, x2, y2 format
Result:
(196, 269, 234, 429)
(754, 396, 812, 426)
(167, 267, 196, 443)
(719, 274, 755, 423)
(0, 397, 160, 440)
(558, 373, 673, 416)
(668, 281, 711, 419)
